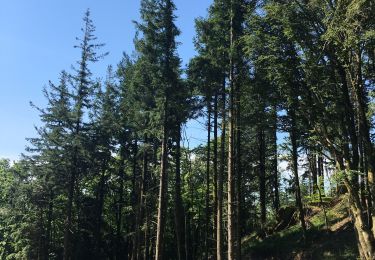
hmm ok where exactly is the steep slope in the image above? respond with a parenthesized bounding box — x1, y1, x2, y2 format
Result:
(243, 195, 359, 259)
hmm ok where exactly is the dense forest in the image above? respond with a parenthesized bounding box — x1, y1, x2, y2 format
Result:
(1, 0, 375, 259)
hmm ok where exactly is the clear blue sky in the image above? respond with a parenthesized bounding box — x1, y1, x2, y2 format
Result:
(0, 0, 212, 160)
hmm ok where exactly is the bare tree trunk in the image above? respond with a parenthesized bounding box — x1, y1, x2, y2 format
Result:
(217, 81, 226, 260)
(95, 162, 107, 258)
(272, 106, 280, 213)
(227, 41, 236, 260)
(309, 153, 318, 194)
(155, 124, 169, 260)
(290, 108, 306, 237)
(235, 67, 242, 260)
(64, 154, 77, 260)
(213, 93, 218, 260)
(116, 149, 126, 260)
(228, 1, 237, 258)
(259, 127, 266, 229)
(309, 152, 328, 229)
(138, 136, 150, 260)
(174, 123, 186, 260)
(317, 155, 325, 196)
(205, 98, 212, 260)
(344, 175, 375, 260)
(144, 201, 151, 260)
(351, 50, 375, 233)
(132, 139, 140, 260)
(44, 189, 53, 260)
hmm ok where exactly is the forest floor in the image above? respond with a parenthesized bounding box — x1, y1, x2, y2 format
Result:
(243, 195, 359, 259)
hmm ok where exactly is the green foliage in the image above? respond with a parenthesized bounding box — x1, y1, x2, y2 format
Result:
(1, 0, 374, 258)
(243, 196, 358, 259)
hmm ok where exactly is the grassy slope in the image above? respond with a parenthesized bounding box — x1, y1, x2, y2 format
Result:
(242, 195, 359, 259)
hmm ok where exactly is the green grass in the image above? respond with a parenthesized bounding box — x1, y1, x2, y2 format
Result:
(242, 196, 358, 259)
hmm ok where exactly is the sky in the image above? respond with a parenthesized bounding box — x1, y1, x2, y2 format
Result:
(0, 0, 212, 161)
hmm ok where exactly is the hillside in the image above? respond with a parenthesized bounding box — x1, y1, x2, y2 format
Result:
(243, 196, 359, 259)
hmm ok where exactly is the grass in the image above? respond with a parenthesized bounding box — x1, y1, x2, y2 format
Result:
(242, 195, 358, 259)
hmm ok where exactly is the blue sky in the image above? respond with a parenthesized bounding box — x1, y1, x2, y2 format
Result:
(0, 0, 212, 160)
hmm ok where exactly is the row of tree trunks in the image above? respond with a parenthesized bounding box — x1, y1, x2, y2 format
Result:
(317, 50, 375, 259)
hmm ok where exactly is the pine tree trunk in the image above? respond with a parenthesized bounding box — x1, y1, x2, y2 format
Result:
(308, 153, 318, 194)
(351, 50, 375, 232)
(116, 150, 126, 260)
(259, 127, 266, 229)
(143, 201, 151, 260)
(63, 155, 77, 260)
(174, 123, 186, 260)
(272, 107, 280, 213)
(336, 64, 359, 175)
(140, 136, 149, 260)
(290, 108, 306, 236)
(217, 81, 226, 260)
(317, 155, 324, 196)
(155, 124, 169, 260)
(235, 67, 242, 260)
(228, 1, 237, 258)
(343, 175, 375, 260)
(95, 163, 107, 257)
(205, 99, 211, 260)
(213, 93, 218, 260)
(227, 41, 236, 260)
(44, 189, 53, 260)
(132, 139, 140, 260)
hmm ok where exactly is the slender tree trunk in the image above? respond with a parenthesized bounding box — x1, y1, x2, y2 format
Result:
(309, 152, 328, 229)
(116, 149, 126, 260)
(139, 136, 149, 260)
(185, 211, 191, 260)
(310, 154, 318, 194)
(95, 162, 107, 258)
(227, 42, 236, 260)
(259, 127, 266, 229)
(227, 0, 238, 257)
(205, 98, 212, 260)
(351, 50, 375, 231)
(213, 93, 218, 260)
(362, 139, 373, 228)
(289, 108, 306, 237)
(336, 63, 359, 175)
(343, 174, 375, 260)
(217, 81, 225, 260)
(144, 201, 151, 260)
(63, 153, 77, 260)
(235, 68, 242, 260)
(272, 106, 280, 213)
(317, 155, 324, 196)
(132, 139, 140, 260)
(184, 147, 193, 260)
(38, 206, 45, 260)
(44, 189, 53, 260)
(174, 123, 186, 260)
(155, 124, 169, 260)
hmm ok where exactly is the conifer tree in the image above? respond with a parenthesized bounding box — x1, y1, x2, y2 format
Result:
(63, 10, 107, 260)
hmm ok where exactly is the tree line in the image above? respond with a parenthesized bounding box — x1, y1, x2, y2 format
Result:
(0, 0, 374, 259)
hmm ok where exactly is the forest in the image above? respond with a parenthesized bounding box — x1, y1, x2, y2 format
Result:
(0, 0, 375, 259)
